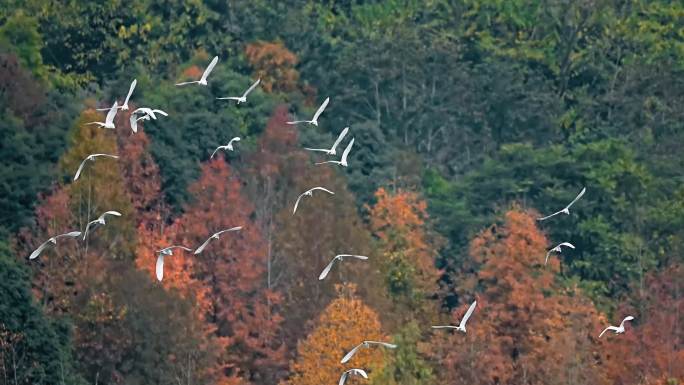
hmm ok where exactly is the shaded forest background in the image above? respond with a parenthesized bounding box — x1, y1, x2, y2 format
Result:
(0, 1, 682, 385)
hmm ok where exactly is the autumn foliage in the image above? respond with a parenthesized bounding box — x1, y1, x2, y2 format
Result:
(282, 284, 387, 385)
(245, 41, 299, 93)
(603, 263, 684, 385)
(368, 188, 441, 323)
(173, 157, 286, 384)
(431, 209, 607, 385)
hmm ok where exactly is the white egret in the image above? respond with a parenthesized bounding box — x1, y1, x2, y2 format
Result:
(319, 254, 368, 280)
(97, 79, 137, 111)
(432, 300, 478, 333)
(176, 56, 219, 86)
(304, 126, 349, 155)
(315, 138, 354, 167)
(287, 97, 329, 126)
(292, 187, 335, 215)
(545, 242, 575, 265)
(73, 153, 119, 181)
(599, 316, 635, 338)
(538, 187, 586, 221)
(155, 245, 193, 281)
(194, 227, 243, 254)
(86, 101, 119, 129)
(340, 341, 397, 364)
(28, 231, 82, 260)
(338, 369, 368, 385)
(129, 107, 168, 133)
(83, 211, 122, 241)
(217, 78, 261, 104)
(211, 137, 241, 158)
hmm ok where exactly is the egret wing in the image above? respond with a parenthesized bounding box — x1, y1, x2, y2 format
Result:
(565, 187, 586, 209)
(340, 343, 362, 364)
(243, 78, 261, 97)
(312, 187, 335, 195)
(216, 96, 241, 101)
(599, 326, 619, 338)
(123, 79, 137, 106)
(339, 137, 355, 163)
(366, 341, 397, 349)
(175, 81, 198, 86)
(104, 101, 119, 126)
(292, 194, 305, 215)
(338, 371, 350, 385)
(82, 220, 97, 240)
(73, 158, 89, 181)
(459, 300, 477, 328)
(337, 254, 368, 260)
(318, 257, 338, 280)
(28, 240, 51, 260)
(330, 127, 350, 153)
(537, 209, 564, 221)
(156, 254, 164, 281)
(303, 147, 331, 153)
(151, 109, 168, 117)
(215, 227, 242, 237)
(194, 237, 213, 255)
(312, 97, 330, 122)
(286, 120, 309, 125)
(432, 325, 458, 329)
(200, 56, 219, 82)
(544, 249, 553, 265)
(130, 114, 139, 133)
(55, 231, 82, 240)
(211, 146, 224, 158)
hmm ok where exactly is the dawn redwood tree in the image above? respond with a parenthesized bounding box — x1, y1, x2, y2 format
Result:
(245, 41, 299, 93)
(282, 284, 387, 385)
(245, 105, 386, 352)
(367, 187, 442, 326)
(431, 209, 607, 385)
(174, 156, 286, 384)
(603, 263, 683, 385)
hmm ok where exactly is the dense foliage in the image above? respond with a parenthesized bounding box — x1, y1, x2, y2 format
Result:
(0, 1, 682, 385)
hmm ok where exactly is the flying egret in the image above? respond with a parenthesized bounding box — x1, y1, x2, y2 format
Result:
(28, 231, 82, 260)
(340, 341, 397, 364)
(83, 211, 122, 241)
(194, 227, 243, 254)
(537, 187, 586, 221)
(73, 153, 119, 181)
(599, 316, 635, 338)
(217, 78, 261, 104)
(315, 138, 354, 167)
(338, 369, 368, 385)
(545, 242, 575, 265)
(432, 300, 478, 333)
(86, 101, 119, 129)
(211, 137, 241, 158)
(155, 245, 193, 281)
(287, 97, 330, 126)
(176, 56, 219, 86)
(129, 107, 169, 133)
(97, 79, 137, 111)
(319, 254, 368, 280)
(292, 187, 335, 215)
(304, 127, 349, 155)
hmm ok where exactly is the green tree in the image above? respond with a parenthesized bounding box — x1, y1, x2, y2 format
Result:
(0, 241, 84, 385)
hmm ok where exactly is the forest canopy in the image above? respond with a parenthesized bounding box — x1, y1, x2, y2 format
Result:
(0, 1, 682, 385)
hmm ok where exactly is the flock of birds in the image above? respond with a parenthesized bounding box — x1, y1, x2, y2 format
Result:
(25, 55, 635, 384)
